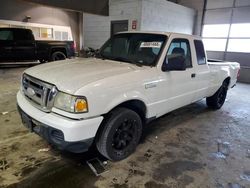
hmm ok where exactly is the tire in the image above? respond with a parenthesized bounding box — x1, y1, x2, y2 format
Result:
(51, 51, 66, 61)
(39, 59, 46, 63)
(96, 107, 142, 161)
(206, 81, 228, 109)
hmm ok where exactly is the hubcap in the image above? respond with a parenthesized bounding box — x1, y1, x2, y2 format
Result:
(112, 119, 137, 150)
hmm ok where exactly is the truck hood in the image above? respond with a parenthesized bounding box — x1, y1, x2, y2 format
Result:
(24, 58, 141, 94)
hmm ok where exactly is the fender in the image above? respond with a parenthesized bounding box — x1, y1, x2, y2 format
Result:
(104, 90, 152, 118)
(49, 46, 67, 57)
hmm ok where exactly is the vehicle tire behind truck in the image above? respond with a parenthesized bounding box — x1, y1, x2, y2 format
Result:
(39, 59, 46, 63)
(206, 81, 228, 109)
(96, 107, 142, 161)
(51, 51, 66, 61)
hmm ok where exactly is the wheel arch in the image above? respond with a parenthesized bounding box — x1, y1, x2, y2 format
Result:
(94, 99, 147, 143)
(223, 77, 231, 88)
(50, 47, 67, 57)
(114, 100, 147, 123)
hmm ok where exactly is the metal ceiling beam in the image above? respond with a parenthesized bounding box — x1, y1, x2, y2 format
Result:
(22, 0, 109, 15)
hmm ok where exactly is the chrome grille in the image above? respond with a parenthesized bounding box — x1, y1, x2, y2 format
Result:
(22, 74, 57, 112)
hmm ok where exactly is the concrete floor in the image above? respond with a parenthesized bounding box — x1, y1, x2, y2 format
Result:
(0, 67, 250, 188)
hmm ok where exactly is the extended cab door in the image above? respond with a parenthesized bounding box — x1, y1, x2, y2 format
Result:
(191, 40, 210, 101)
(0, 29, 15, 61)
(153, 37, 198, 117)
(13, 29, 36, 61)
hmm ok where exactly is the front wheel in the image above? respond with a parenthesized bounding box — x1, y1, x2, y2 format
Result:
(96, 108, 142, 161)
(206, 81, 228, 109)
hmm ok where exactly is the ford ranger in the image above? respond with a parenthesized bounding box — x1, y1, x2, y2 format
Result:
(17, 32, 240, 161)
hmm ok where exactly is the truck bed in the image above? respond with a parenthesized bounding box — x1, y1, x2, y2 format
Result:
(208, 59, 240, 88)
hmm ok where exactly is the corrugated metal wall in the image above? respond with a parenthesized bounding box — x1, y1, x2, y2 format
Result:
(179, 0, 250, 83)
(204, 0, 250, 83)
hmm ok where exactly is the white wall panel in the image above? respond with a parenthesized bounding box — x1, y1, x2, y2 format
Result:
(226, 52, 250, 67)
(83, 13, 110, 49)
(141, 0, 195, 34)
(109, 0, 142, 31)
(226, 52, 250, 83)
(207, 51, 225, 60)
(204, 9, 232, 24)
(232, 7, 250, 23)
(179, 0, 204, 35)
(206, 0, 234, 9)
(235, 0, 250, 7)
(83, 0, 142, 49)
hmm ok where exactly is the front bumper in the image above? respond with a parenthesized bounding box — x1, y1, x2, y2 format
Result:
(17, 91, 103, 153)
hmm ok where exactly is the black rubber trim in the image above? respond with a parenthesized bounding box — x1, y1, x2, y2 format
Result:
(146, 116, 157, 124)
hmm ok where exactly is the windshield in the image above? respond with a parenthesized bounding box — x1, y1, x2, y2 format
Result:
(99, 33, 167, 66)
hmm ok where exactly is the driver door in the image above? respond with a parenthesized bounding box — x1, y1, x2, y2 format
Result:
(13, 29, 36, 61)
(0, 29, 15, 61)
(154, 38, 197, 117)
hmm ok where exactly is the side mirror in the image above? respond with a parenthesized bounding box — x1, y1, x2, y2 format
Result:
(162, 56, 186, 71)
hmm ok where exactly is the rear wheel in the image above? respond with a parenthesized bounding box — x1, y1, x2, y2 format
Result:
(39, 59, 46, 63)
(51, 51, 66, 61)
(96, 108, 142, 161)
(206, 81, 228, 109)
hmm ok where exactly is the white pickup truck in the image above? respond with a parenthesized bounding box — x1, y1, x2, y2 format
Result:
(17, 32, 240, 161)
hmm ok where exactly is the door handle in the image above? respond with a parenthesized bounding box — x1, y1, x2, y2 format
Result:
(191, 73, 196, 78)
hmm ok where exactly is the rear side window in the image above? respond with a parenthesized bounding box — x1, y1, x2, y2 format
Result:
(167, 38, 192, 68)
(194, 40, 206, 65)
(0, 30, 13, 40)
(15, 29, 34, 41)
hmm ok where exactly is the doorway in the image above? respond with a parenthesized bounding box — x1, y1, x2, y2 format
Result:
(111, 20, 128, 36)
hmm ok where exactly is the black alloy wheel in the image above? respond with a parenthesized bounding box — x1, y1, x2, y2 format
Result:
(96, 108, 142, 161)
(206, 81, 228, 109)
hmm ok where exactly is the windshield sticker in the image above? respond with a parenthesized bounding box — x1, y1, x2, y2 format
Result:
(140, 42, 162, 48)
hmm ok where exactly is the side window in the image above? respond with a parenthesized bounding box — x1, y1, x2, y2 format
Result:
(15, 30, 34, 41)
(194, 40, 206, 65)
(25, 30, 34, 40)
(167, 39, 192, 68)
(0, 30, 13, 40)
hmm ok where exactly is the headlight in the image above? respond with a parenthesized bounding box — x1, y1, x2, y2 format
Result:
(54, 92, 88, 113)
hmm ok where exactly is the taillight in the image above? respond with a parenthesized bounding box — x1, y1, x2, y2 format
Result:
(71, 41, 76, 50)
(237, 69, 240, 78)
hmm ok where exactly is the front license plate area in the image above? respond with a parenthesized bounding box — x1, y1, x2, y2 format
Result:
(21, 113, 33, 132)
(32, 120, 41, 134)
(20, 111, 41, 133)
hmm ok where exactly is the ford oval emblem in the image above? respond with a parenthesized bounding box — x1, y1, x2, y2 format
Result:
(27, 87, 35, 97)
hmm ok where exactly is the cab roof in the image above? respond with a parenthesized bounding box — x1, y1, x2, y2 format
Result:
(117, 31, 202, 40)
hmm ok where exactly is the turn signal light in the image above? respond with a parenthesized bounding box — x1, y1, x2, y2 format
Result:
(75, 99, 88, 112)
